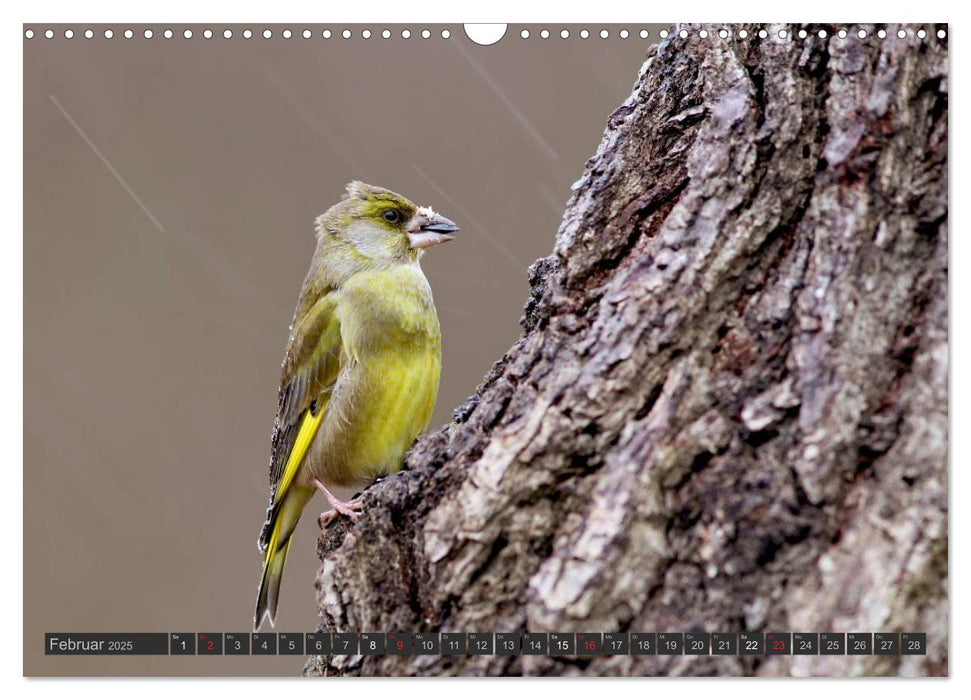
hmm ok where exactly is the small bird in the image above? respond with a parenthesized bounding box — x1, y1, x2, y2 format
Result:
(254, 181, 458, 631)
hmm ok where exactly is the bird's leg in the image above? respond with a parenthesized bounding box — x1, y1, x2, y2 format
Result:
(315, 479, 365, 526)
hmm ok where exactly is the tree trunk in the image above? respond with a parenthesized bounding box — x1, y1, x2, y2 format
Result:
(305, 23, 948, 677)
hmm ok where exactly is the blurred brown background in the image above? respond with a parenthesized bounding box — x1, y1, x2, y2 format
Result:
(24, 23, 660, 676)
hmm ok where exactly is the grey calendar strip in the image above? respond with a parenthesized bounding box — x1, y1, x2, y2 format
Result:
(45, 632, 927, 656)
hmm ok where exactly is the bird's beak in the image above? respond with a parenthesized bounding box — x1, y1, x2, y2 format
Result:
(408, 212, 459, 250)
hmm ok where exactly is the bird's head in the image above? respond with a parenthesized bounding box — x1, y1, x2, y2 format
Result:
(317, 181, 459, 267)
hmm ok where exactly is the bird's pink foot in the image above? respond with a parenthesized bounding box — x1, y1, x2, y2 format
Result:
(315, 479, 365, 527)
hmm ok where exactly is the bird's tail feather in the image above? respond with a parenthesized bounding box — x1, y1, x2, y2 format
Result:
(254, 488, 310, 631)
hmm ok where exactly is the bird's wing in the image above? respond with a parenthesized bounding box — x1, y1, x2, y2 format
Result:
(260, 289, 344, 547)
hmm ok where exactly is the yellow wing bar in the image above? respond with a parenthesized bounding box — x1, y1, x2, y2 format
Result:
(274, 405, 326, 505)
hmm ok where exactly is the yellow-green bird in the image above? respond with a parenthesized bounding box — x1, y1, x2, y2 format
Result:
(254, 181, 458, 630)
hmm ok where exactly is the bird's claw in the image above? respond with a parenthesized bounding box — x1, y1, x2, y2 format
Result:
(318, 499, 365, 527)
(315, 478, 365, 527)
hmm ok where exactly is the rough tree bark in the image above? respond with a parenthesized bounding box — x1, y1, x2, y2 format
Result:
(305, 23, 948, 677)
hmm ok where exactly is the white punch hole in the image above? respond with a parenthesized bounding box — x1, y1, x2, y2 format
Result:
(464, 24, 507, 46)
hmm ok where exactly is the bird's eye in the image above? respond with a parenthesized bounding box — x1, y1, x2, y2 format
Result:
(383, 210, 400, 224)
